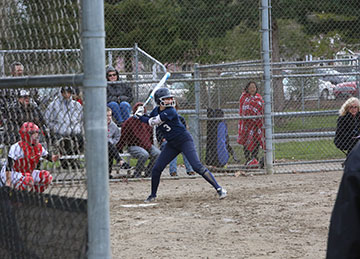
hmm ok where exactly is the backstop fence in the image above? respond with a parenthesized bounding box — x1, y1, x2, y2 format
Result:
(1, 0, 360, 258)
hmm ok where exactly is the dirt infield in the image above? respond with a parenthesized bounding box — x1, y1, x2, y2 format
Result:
(109, 170, 343, 259)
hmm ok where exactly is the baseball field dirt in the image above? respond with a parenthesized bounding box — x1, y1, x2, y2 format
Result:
(109, 170, 343, 258)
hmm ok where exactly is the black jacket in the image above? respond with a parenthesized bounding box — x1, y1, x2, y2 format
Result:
(327, 141, 360, 259)
(334, 112, 360, 154)
(107, 82, 133, 105)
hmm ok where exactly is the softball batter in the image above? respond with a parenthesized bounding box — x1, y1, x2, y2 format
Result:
(135, 88, 227, 202)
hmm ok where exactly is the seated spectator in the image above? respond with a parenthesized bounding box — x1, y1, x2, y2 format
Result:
(44, 86, 84, 169)
(0, 122, 58, 192)
(10, 62, 40, 104)
(107, 107, 130, 179)
(106, 65, 133, 126)
(334, 97, 360, 156)
(117, 102, 160, 178)
(37, 87, 61, 110)
(0, 62, 25, 109)
(2, 90, 47, 145)
(73, 87, 83, 105)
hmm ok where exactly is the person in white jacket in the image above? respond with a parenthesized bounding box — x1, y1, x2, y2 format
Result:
(44, 86, 83, 169)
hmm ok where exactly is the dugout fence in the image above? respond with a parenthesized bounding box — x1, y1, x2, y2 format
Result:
(0, 0, 110, 258)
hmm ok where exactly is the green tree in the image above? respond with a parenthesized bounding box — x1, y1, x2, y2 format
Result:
(105, 0, 260, 64)
(270, 0, 360, 110)
(1, 0, 80, 50)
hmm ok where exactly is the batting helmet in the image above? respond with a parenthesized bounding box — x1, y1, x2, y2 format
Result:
(154, 88, 175, 107)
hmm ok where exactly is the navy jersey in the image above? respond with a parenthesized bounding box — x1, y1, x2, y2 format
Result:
(156, 115, 187, 143)
(150, 107, 192, 144)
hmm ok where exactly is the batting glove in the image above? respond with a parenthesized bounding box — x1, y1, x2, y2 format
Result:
(135, 106, 144, 117)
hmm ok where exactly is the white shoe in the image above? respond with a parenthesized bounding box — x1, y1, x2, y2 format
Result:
(217, 187, 227, 199)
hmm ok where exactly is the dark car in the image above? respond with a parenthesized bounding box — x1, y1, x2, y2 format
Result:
(333, 76, 359, 99)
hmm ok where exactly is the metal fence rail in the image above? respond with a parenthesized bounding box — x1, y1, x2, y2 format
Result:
(0, 45, 166, 78)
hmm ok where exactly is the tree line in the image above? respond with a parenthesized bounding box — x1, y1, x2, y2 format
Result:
(1, 0, 359, 65)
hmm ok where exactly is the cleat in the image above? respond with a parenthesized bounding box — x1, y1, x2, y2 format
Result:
(187, 171, 196, 176)
(246, 158, 259, 166)
(170, 172, 177, 177)
(217, 187, 227, 199)
(144, 195, 156, 202)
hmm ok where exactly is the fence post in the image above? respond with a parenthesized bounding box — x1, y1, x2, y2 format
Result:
(193, 63, 201, 155)
(0, 52, 4, 77)
(261, 0, 274, 174)
(82, 0, 111, 258)
(134, 43, 140, 102)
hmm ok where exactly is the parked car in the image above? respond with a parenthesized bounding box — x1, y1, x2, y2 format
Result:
(168, 82, 191, 105)
(318, 80, 336, 100)
(283, 77, 335, 101)
(315, 68, 347, 85)
(134, 73, 193, 105)
(333, 76, 359, 99)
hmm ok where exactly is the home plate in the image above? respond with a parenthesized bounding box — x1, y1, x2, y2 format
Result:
(120, 203, 158, 208)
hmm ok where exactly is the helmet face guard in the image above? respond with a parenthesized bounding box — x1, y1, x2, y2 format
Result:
(19, 122, 40, 145)
(159, 96, 176, 107)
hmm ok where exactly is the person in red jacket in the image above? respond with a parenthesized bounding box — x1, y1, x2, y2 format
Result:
(0, 122, 58, 192)
(237, 81, 265, 167)
(117, 102, 160, 178)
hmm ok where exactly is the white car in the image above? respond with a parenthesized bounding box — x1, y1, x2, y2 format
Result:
(318, 79, 335, 100)
(133, 73, 192, 105)
(315, 68, 347, 85)
(168, 82, 190, 105)
(283, 78, 335, 101)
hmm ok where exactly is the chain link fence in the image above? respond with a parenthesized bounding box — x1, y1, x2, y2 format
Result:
(1, 0, 360, 257)
(194, 58, 360, 174)
(0, 0, 88, 258)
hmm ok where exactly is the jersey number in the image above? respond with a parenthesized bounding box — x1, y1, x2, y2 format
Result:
(163, 124, 171, 132)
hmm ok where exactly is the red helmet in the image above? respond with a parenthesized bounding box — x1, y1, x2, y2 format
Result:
(19, 122, 40, 145)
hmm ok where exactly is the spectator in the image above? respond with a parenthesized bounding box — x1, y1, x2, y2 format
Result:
(117, 102, 160, 178)
(106, 65, 133, 126)
(2, 90, 47, 145)
(44, 86, 84, 169)
(107, 107, 130, 179)
(0, 61, 41, 110)
(334, 97, 360, 156)
(0, 122, 58, 193)
(10, 61, 24, 77)
(0, 62, 25, 108)
(156, 102, 195, 176)
(326, 141, 360, 259)
(10, 62, 40, 104)
(73, 87, 83, 105)
(237, 81, 265, 167)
